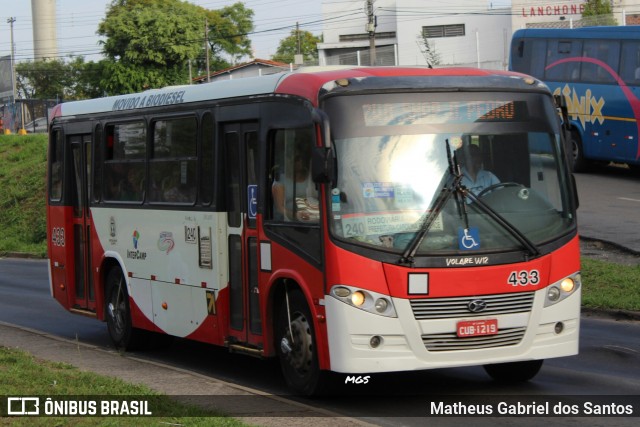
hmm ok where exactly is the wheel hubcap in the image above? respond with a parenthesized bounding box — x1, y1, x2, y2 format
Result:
(285, 313, 313, 374)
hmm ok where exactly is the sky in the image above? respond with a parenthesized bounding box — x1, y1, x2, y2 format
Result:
(0, 0, 325, 63)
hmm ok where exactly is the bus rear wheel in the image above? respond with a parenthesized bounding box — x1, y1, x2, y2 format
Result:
(275, 289, 324, 396)
(483, 359, 544, 383)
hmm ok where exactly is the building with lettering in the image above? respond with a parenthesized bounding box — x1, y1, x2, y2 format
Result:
(318, 0, 511, 69)
(317, 0, 638, 69)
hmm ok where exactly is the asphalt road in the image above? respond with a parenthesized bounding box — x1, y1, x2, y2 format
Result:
(574, 165, 640, 253)
(0, 257, 639, 426)
(1, 165, 639, 425)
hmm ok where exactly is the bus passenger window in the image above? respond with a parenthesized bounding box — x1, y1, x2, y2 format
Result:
(49, 130, 63, 201)
(270, 128, 318, 222)
(103, 122, 146, 203)
(149, 117, 197, 204)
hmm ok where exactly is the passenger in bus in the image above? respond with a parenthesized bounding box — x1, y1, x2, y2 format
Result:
(272, 144, 318, 222)
(121, 168, 143, 201)
(459, 144, 500, 197)
(163, 173, 193, 203)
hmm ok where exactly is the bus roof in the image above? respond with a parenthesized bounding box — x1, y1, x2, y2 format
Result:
(513, 25, 640, 40)
(54, 67, 540, 119)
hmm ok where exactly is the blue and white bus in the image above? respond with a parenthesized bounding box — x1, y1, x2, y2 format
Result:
(510, 26, 640, 172)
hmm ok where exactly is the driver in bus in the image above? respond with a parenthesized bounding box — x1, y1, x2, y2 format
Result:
(272, 142, 319, 222)
(459, 144, 499, 198)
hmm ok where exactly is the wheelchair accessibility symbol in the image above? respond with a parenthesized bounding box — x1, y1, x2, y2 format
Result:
(247, 185, 258, 219)
(458, 227, 480, 250)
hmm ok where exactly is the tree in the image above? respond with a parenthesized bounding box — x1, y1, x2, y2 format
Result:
(582, 0, 618, 26)
(417, 34, 441, 68)
(97, 0, 254, 94)
(16, 60, 70, 100)
(16, 58, 106, 101)
(206, 3, 255, 66)
(272, 30, 322, 65)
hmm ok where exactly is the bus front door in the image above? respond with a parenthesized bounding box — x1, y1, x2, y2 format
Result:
(69, 134, 96, 312)
(223, 123, 263, 349)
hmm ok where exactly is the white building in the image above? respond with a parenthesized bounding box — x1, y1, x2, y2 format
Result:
(318, 0, 512, 69)
(318, 1, 640, 69)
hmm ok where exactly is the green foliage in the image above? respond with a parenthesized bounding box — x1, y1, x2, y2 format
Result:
(0, 134, 48, 257)
(272, 30, 322, 64)
(17, 0, 256, 99)
(16, 60, 70, 100)
(0, 347, 249, 425)
(16, 57, 105, 101)
(582, 0, 618, 26)
(207, 2, 255, 64)
(99, 0, 205, 66)
(581, 258, 640, 311)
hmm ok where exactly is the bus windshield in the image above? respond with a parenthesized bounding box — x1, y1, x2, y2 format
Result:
(324, 91, 575, 255)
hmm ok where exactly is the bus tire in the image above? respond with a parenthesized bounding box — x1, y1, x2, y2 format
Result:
(275, 289, 325, 396)
(483, 359, 544, 383)
(570, 131, 590, 173)
(105, 267, 140, 351)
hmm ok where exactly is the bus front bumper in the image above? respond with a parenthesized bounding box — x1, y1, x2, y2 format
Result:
(324, 288, 580, 374)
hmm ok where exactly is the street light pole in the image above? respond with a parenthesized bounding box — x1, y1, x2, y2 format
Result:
(7, 17, 16, 102)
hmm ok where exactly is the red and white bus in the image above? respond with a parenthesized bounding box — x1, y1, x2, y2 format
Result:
(47, 67, 581, 395)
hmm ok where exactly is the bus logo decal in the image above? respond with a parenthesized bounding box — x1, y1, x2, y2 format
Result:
(132, 230, 140, 249)
(468, 299, 487, 313)
(157, 232, 175, 254)
(553, 84, 604, 129)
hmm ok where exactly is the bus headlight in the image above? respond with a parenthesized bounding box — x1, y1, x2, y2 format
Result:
(330, 285, 397, 318)
(351, 291, 366, 307)
(375, 298, 389, 313)
(544, 273, 581, 307)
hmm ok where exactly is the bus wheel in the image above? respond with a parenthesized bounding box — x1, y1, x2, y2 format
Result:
(275, 289, 324, 395)
(105, 268, 137, 351)
(570, 131, 589, 173)
(483, 359, 544, 383)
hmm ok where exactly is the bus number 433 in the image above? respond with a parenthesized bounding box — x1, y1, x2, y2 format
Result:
(508, 270, 539, 287)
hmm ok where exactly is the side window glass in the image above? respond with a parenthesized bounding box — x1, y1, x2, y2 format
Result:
(49, 130, 64, 201)
(270, 127, 318, 223)
(92, 124, 102, 202)
(149, 117, 197, 204)
(545, 40, 582, 81)
(620, 41, 640, 85)
(581, 40, 619, 83)
(104, 121, 146, 203)
(200, 113, 214, 206)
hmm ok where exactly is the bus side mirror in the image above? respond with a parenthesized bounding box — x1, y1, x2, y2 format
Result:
(554, 94, 570, 131)
(310, 107, 336, 186)
(312, 146, 336, 186)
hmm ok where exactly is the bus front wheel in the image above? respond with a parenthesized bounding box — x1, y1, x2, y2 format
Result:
(105, 267, 138, 351)
(483, 359, 544, 383)
(570, 131, 590, 173)
(275, 289, 325, 395)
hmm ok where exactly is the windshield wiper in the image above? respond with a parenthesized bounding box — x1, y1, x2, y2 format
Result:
(399, 139, 541, 265)
(399, 139, 461, 265)
(462, 190, 541, 259)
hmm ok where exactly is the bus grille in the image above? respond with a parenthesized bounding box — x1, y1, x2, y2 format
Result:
(409, 292, 535, 320)
(422, 327, 527, 352)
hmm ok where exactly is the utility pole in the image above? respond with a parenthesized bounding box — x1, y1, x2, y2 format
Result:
(366, 0, 376, 66)
(7, 17, 17, 102)
(204, 19, 210, 82)
(294, 21, 303, 65)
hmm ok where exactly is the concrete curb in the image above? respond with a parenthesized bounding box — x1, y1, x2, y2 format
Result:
(0, 321, 373, 427)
